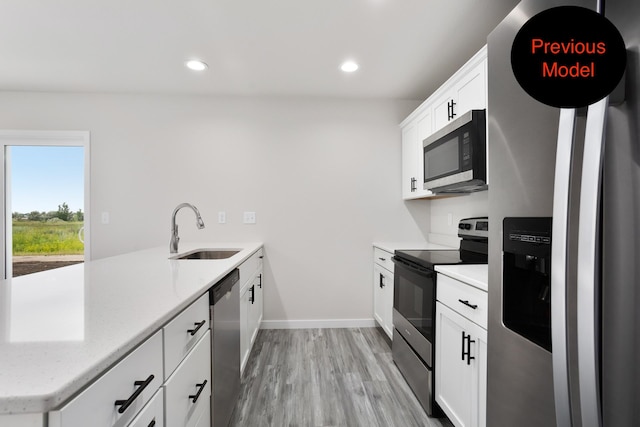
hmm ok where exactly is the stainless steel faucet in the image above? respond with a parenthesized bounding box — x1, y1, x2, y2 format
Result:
(170, 203, 205, 253)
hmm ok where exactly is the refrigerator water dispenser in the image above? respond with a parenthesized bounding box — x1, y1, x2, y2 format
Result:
(502, 217, 552, 351)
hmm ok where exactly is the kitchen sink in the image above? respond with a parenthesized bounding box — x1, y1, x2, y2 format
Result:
(171, 249, 241, 260)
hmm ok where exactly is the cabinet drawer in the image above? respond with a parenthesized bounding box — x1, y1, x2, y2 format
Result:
(373, 247, 394, 273)
(164, 331, 211, 427)
(49, 331, 163, 427)
(239, 248, 263, 291)
(437, 273, 488, 329)
(163, 292, 210, 378)
(127, 388, 163, 427)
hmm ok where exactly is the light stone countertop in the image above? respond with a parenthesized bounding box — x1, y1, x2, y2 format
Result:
(372, 241, 455, 253)
(0, 242, 262, 415)
(435, 264, 488, 292)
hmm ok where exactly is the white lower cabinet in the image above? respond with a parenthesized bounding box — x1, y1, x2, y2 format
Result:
(49, 331, 163, 427)
(435, 274, 488, 427)
(240, 249, 264, 375)
(240, 267, 263, 374)
(164, 331, 211, 427)
(163, 293, 210, 379)
(48, 295, 211, 427)
(372, 247, 394, 339)
(248, 271, 263, 345)
(127, 388, 163, 427)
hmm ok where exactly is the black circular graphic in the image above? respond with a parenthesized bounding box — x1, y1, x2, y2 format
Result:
(511, 6, 626, 108)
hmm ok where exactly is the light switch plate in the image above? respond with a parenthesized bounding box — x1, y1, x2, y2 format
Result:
(101, 212, 110, 224)
(218, 211, 226, 224)
(243, 211, 256, 224)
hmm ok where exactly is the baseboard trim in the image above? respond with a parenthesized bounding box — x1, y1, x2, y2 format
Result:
(260, 318, 377, 330)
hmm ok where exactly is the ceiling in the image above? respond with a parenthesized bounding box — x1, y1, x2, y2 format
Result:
(0, 0, 520, 100)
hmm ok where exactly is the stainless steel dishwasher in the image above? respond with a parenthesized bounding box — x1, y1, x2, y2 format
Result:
(209, 268, 240, 427)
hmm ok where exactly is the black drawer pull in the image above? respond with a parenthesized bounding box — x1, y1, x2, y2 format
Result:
(458, 299, 478, 309)
(378, 257, 386, 261)
(258, 273, 262, 289)
(189, 379, 208, 403)
(187, 320, 206, 336)
(250, 285, 255, 304)
(115, 374, 154, 414)
(148, 420, 156, 427)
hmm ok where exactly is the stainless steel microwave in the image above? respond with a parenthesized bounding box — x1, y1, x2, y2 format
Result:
(423, 109, 486, 193)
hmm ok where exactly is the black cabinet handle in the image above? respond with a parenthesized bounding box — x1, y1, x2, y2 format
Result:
(410, 177, 417, 192)
(458, 299, 478, 310)
(379, 273, 385, 288)
(114, 374, 154, 414)
(461, 332, 476, 365)
(447, 99, 457, 120)
(188, 379, 208, 403)
(259, 255, 264, 259)
(467, 337, 476, 365)
(148, 420, 156, 427)
(250, 285, 255, 304)
(187, 320, 206, 336)
(258, 273, 262, 289)
(378, 257, 386, 261)
(461, 331, 467, 361)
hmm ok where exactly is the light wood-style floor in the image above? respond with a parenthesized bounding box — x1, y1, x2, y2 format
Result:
(230, 328, 454, 427)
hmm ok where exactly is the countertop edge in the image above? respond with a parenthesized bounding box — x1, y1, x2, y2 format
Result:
(434, 264, 488, 292)
(372, 241, 455, 253)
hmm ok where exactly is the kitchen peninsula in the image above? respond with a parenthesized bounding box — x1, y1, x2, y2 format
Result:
(0, 242, 263, 426)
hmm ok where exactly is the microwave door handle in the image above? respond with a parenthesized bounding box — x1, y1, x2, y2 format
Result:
(576, 97, 608, 427)
(551, 107, 577, 427)
(391, 256, 434, 277)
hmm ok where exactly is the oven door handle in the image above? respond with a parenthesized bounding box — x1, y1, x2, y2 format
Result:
(391, 256, 434, 277)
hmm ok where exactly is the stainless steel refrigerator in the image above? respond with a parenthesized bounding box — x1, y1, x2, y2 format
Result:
(487, 0, 640, 426)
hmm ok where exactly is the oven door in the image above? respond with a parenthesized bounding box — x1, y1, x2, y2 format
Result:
(392, 256, 435, 349)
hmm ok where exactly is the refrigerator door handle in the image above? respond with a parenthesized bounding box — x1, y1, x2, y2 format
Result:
(551, 107, 576, 427)
(577, 96, 609, 427)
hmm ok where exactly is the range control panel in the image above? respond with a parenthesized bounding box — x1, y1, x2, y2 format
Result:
(458, 217, 489, 239)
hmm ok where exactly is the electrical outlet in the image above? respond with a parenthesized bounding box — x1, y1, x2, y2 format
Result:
(243, 211, 256, 224)
(218, 211, 226, 224)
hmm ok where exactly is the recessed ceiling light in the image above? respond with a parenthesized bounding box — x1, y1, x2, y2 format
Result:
(341, 61, 359, 73)
(185, 60, 208, 71)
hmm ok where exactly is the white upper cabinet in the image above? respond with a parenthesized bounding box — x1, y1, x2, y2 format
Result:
(432, 56, 487, 133)
(401, 109, 434, 199)
(400, 46, 487, 200)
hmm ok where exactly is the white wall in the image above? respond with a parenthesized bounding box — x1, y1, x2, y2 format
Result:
(428, 191, 488, 246)
(0, 92, 429, 324)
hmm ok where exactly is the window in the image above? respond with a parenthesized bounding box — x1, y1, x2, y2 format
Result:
(0, 131, 90, 279)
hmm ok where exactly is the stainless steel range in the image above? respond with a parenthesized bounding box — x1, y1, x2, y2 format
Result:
(391, 217, 488, 416)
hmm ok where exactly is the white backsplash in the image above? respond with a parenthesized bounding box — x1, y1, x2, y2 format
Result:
(429, 191, 489, 243)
